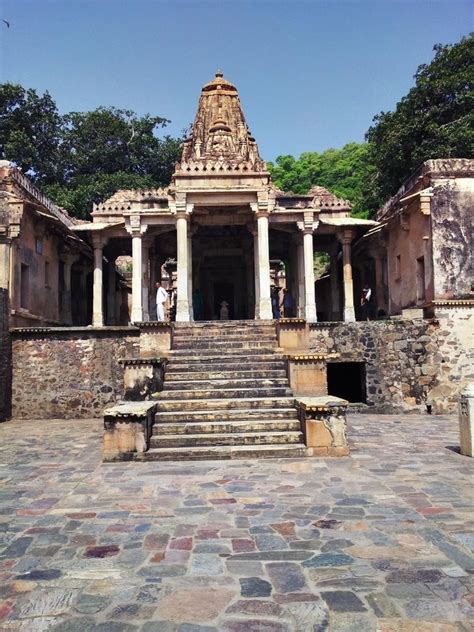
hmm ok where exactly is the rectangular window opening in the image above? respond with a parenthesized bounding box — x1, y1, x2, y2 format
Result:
(20, 263, 30, 309)
(327, 362, 367, 404)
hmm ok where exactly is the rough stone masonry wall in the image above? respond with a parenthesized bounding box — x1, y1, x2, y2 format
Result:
(309, 312, 472, 414)
(11, 328, 140, 419)
(0, 288, 11, 422)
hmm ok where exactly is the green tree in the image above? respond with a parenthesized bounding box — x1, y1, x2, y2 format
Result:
(0, 84, 62, 183)
(268, 142, 376, 218)
(366, 34, 474, 202)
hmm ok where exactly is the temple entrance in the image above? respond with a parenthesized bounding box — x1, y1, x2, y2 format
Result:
(193, 225, 254, 320)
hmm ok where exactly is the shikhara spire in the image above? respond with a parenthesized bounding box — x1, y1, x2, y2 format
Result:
(176, 71, 266, 173)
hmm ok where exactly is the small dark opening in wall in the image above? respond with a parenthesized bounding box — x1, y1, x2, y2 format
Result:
(327, 362, 367, 403)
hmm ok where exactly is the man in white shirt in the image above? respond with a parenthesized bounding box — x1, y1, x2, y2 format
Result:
(155, 281, 168, 321)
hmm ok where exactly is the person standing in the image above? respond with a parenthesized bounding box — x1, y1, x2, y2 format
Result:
(361, 283, 372, 321)
(155, 281, 168, 321)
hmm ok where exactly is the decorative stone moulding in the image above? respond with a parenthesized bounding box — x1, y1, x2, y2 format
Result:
(433, 300, 474, 307)
(119, 357, 166, 401)
(103, 401, 156, 462)
(133, 321, 172, 354)
(297, 396, 349, 457)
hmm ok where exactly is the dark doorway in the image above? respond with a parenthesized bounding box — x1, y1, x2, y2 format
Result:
(214, 282, 234, 319)
(327, 362, 367, 403)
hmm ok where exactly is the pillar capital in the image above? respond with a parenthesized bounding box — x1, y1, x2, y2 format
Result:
(337, 229, 356, 245)
(91, 232, 108, 249)
(251, 202, 270, 219)
(126, 214, 148, 236)
(297, 212, 319, 234)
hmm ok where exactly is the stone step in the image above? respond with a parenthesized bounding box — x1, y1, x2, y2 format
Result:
(154, 396, 296, 413)
(154, 407, 299, 423)
(165, 369, 288, 381)
(150, 430, 303, 448)
(163, 378, 290, 391)
(159, 387, 293, 400)
(152, 418, 301, 435)
(173, 320, 276, 329)
(172, 339, 277, 350)
(166, 352, 284, 363)
(142, 443, 308, 461)
(168, 346, 278, 356)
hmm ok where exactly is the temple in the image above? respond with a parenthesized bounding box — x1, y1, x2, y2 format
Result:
(72, 71, 376, 326)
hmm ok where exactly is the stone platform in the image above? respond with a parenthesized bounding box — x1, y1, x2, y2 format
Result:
(0, 413, 473, 631)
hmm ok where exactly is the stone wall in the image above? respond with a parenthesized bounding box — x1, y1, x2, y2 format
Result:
(309, 310, 472, 414)
(11, 327, 140, 419)
(0, 288, 11, 422)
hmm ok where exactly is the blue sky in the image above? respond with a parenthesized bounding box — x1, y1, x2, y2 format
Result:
(1, 0, 471, 161)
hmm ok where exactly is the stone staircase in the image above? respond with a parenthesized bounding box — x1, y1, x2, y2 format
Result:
(145, 320, 307, 460)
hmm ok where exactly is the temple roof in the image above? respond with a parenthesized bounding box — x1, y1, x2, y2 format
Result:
(175, 71, 267, 174)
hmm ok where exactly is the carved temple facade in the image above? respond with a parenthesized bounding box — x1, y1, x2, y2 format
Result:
(72, 72, 376, 326)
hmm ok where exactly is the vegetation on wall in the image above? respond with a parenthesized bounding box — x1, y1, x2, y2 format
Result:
(0, 33, 471, 219)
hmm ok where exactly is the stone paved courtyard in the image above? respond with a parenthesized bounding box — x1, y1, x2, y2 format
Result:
(0, 413, 473, 631)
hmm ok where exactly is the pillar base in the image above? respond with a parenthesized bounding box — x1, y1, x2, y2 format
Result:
(258, 297, 273, 320)
(131, 307, 143, 323)
(176, 299, 191, 322)
(344, 307, 356, 322)
(305, 305, 317, 323)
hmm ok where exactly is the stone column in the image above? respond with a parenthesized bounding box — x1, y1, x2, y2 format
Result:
(176, 206, 192, 322)
(131, 234, 144, 323)
(303, 228, 317, 323)
(329, 245, 341, 321)
(254, 209, 272, 320)
(142, 238, 151, 322)
(61, 253, 79, 325)
(107, 257, 117, 325)
(92, 234, 106, 327)
(251, 227, 260, 319)
(187, 229, 194, 320)
(339, 230, 356, 322)
(295, 235, 305, 318)
(8, 225, 20, 310)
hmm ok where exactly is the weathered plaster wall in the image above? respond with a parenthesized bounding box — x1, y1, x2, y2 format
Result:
(11, 328, 139, 419)
(431, 178, 473, 299)
(309, 310, 472, 414)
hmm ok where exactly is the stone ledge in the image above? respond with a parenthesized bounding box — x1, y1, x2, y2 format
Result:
(103, 401, 157, 418)
(284, 353, 339, 362)
(279, 318, 306, 325)
(132, 321, 172, 329)
(10, 326, 139, 336)
(433, 300, 474, 307)
(119, 358, 165, 366)
(297, 395, 348, 413)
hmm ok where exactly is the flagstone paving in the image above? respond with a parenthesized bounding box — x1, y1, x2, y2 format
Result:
(0, 413, 473, 631)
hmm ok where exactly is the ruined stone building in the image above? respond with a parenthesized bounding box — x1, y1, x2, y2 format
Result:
(0, 72, 472, 430)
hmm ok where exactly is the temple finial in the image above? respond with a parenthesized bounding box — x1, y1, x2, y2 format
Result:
(215, 69, 224, 78)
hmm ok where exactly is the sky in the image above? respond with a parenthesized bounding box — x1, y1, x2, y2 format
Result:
(0, 0, 472, 162)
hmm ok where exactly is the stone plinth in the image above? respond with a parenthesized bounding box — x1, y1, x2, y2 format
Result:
(459, 384, 474, 457)
(297, 396, 349, 456)
(103, 400, 156, 461)
(285, 353, 338, 396)
(277, 318, 308, 351)
(119, 358, 166, 401)
(134, 321, 172, 356)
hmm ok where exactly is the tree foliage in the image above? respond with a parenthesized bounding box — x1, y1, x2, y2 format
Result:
(0, 84, 182, 218)
(366, 34, 474, 201)
(268, 143, 377, 218)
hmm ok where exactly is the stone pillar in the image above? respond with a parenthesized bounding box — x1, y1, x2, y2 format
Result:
(0, 235, 12, 422)
(131, 234, 144, 322)
(8, 225, 20, 310)
(149, 249, 158, 321)
(339, 230, 356, 323)
(142, 238, 151, 322)
(296, 235, 305, 318)
(61, 253, 79, 325)
(255, 209, 272, 320)
(251, 227, 260, 319)
(91, 234, 106, 327)
(303, 228, 317, 323)
(187, 230, 194, 320)
(107, 257, 117, 325)
(176, 206, 192, 322)
(329, 245, 341, 321)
